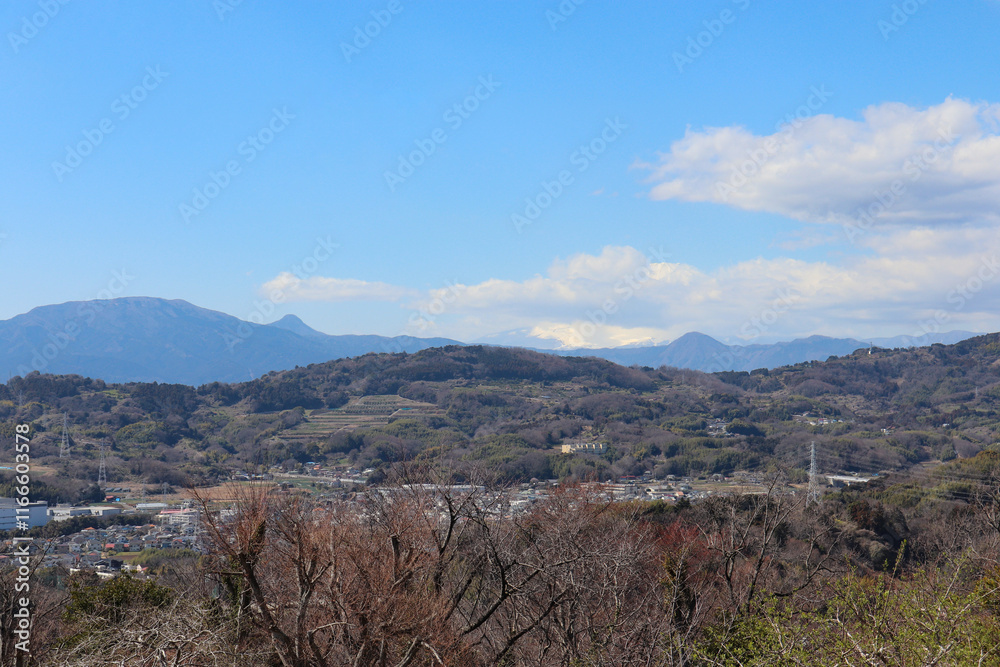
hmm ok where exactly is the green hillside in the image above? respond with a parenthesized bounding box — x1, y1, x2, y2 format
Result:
(3, 337, 1000, 499)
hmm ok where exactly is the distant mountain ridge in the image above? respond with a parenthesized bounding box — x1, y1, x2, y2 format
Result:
(547, 331, 978, 372)
(0, 297, 980, 384)
(0, 297, 460, 385)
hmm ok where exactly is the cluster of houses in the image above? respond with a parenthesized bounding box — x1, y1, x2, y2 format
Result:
(592, 476, 702, 502)
(794, 412, 847, 427)
(707, 419, 729, 435)
(55, 521, 200, 575)
(360, 477, 701, 524)
(505, 474, 705, 512)
(0, 501, 204, 579)
(273, 465, 377, 487)
(0, 464, 762, 581)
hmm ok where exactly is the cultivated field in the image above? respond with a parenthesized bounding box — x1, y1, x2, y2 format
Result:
(278, 395, 445, 446)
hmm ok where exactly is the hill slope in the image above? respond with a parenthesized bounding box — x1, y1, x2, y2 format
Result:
(3, 335, 1000, 501)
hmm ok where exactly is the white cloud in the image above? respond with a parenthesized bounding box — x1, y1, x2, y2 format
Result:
(529, 321, 669, 349)
(425, 233, 1000, 346)
(261, 272, 416, 302)
(641, 98, 1000, 228)
(263, 99, 1000, 346)
(260, 231, 1000, 348)
(413, 246, 694, 316)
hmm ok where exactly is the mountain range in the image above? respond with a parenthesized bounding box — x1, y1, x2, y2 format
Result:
(0, 297, 459, 385)
(548, 330, 976, 372)
(0, 297, 978, 385)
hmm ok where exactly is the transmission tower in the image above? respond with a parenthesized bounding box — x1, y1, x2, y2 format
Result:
(807, 441, 819, 505)
(97, 441, 107, 488)
(59, 413, 70, 458)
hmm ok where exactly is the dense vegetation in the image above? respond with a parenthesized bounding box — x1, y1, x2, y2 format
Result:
(7, 468, 1000, 665)
(4, 338, 1000, 496)
(3, 337, 1000, 663)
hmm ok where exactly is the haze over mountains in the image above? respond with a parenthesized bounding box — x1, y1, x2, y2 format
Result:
(0, 297, 978, 385)
(550, 330, 976, 373)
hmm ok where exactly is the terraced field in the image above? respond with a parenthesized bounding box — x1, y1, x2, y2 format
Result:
(279, 395, 444, 446)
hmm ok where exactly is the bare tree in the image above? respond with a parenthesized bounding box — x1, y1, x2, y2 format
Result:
(48, 595, 258, 667)
(0, 541, 67, 667)
(196, 474, 686, 666)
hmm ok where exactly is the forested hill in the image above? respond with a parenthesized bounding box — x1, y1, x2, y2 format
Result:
(2, 337, 1000, 501)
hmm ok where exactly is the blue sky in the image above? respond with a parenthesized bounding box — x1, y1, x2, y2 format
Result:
(3, 0, 1000, 348)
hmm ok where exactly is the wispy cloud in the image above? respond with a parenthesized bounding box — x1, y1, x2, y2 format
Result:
(639, 98, 1000, 228)
(260, 234, 1000, 347)
(261, 272, 417, 302)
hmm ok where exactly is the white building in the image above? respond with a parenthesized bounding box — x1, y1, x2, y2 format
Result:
(0, 498, 49, 530)
(89, 506, 122, 518)
(826, 475, 872, 488)
(158, 508, 199, 527)
(136, 503, 169, 511)
(49, 505, 94, 521)
(561, 442, 606, 454)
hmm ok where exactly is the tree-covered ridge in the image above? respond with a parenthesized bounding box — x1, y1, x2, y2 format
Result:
(1, 337, 999, 495)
